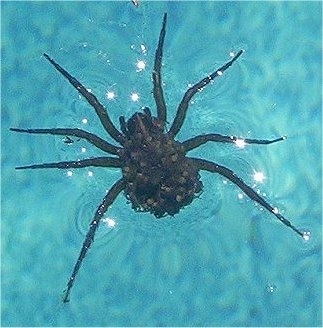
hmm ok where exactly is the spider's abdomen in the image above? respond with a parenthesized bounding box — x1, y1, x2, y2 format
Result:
(119, 111, 203, 218)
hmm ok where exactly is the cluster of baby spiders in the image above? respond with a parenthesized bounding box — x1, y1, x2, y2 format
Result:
(11, 13, 305, 303)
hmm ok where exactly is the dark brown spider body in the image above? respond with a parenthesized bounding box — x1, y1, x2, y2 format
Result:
(11, 13, 304, 303)
(119, 110, 202, 217)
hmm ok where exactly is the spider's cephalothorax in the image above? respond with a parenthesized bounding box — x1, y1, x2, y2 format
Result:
(11, 13, 304, 303)
(120, 109, 202, 217)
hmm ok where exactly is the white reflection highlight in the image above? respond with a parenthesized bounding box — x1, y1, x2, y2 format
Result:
(106, 91, 115, 100)
(67, 170, 73, 177)
(102, 217, 116, 229)
(81, 147, 86, 153)
(140, 44, 147, 54)
(235, 138, 246, 148)
(266, 283, 277, 293)
(87, 171, 93, 177)
(82, 118, 88, 124)
(131, 92, 139, 102)
(237, 193, 244, 200)
(136, 60, 146, 71)
(302, 231, 311, 242)
(253, 170, 265, 183)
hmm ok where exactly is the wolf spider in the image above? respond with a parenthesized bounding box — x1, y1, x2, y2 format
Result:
(11, 13, 304, 302)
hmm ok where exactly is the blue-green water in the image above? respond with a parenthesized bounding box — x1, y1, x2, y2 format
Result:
(1, 1, 322, 326)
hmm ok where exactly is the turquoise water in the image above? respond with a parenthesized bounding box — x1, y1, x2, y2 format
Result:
(1, 1, 322, 326)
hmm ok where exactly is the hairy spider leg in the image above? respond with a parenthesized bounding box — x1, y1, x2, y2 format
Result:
(169, 50, 244, 137)
(119, 108, 154, 138)
(15, 157, 121, 170)
(62, 178, 125, 303)
(119, 116, 129, 136)
(152, 13, 167, 124)
(191, 157, 304, 238)
(182, 134, 286, 152)
(143, 107, 153, 118)
(10, 128, 121, 155)
(43, 53, 125, 144)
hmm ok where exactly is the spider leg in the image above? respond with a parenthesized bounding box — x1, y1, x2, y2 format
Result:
(15, 157, 121, 170)
(152, 13, 167, 124)
(143, 106, 152, 118)
(190, 157, 304, 238)
(182, 134, 286, 152)
(10, 128, 121, 155)
(119, 108, 153, 139)
(169, 50, 244, 137)
(119, 116, 128, 137)
(43, 53, 125, 145)
(62, 178, 125, 303)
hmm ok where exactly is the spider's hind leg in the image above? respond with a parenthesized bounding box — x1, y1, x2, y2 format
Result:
(62, 178, 125, 303)
(14, 157, 121, 170)
(191, 157, 304, 238)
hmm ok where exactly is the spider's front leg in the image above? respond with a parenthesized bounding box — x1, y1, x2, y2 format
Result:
(10, 127, 121, 155)
(182, 133, 286, 152)
(43, 53, 125, 145)
(152, 13, 167, 124)
(62, 178, 125, 303)
(169, 50, 244, 137)
(190, 157, 304, 238)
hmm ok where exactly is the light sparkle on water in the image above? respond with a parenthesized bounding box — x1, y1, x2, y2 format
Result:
(253, 170, 265, 183)
(235, 138, 246, 148)
(106, 91, 115, 100)
(302, 231, 311, 241)
(136, 60, 146, 71)
(266, 283, 277, 293)
(131, 92, 139, 102)
(102, 217, 116, 229)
